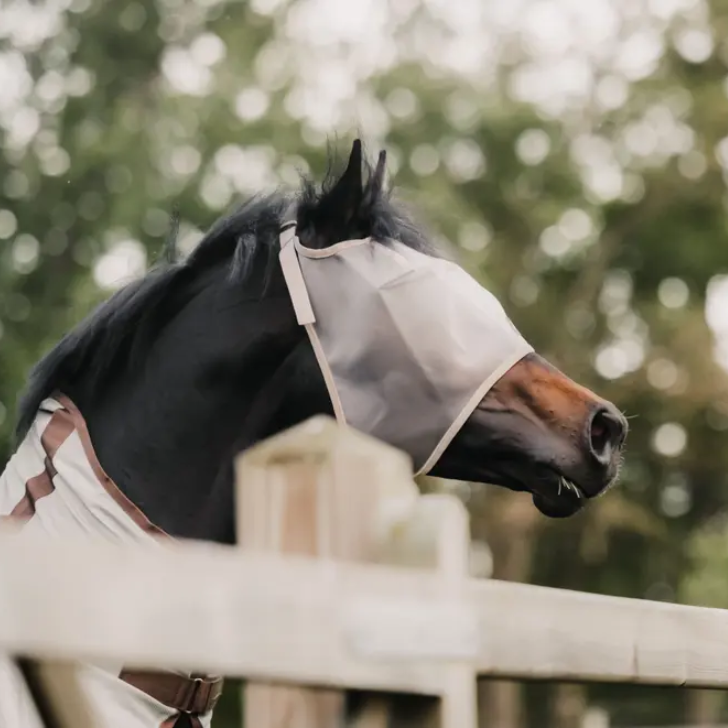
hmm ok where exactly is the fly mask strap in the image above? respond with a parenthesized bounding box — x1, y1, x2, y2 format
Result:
(277, 214, 348, 424)
(279, 217, 315, 326)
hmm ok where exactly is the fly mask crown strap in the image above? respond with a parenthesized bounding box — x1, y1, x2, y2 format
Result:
(277, 211, 349, 426)
(279, 214, 316, 326)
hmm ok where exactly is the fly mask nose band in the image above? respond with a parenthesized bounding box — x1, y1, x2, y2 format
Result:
(278, 219, 535, 475)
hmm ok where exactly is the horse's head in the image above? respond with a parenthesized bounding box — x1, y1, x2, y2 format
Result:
(18, 139, 626, 540)
(286, 140, 627, 518)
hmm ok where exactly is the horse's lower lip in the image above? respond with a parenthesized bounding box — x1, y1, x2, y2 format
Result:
(531, 479, 587, 517)
(527, 470, 591, 517)
(532, 491, 584, 517)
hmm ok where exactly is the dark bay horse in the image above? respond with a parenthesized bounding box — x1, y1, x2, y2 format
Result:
(15, 140, 626, 540)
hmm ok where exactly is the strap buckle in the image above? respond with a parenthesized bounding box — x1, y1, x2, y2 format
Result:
(178, 675, 223, 714)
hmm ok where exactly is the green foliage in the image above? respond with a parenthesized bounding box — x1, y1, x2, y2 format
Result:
(680, 516, 728, 608)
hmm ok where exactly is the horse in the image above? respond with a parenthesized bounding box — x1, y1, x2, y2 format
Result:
(0, 140, 627, 727)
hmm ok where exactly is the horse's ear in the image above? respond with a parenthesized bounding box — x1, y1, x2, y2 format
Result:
(326, 139, 364, 219)
(368, 149, 387, 200)
(302, 139, 387, 246)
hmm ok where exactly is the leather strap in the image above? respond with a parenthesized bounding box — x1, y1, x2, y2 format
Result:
(119, 669, 224, 715)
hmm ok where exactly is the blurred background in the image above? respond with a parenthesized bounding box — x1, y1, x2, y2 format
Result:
(3, 0, 728, 725)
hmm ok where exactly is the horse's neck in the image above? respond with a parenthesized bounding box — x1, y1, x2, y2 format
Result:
(79, 293, 304, 544)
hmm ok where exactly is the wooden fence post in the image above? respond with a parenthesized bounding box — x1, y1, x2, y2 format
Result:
(235, 416, 417, 728)
(235, 415, 476, 728)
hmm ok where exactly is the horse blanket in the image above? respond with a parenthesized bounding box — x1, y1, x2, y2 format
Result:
(0, 395, 222, 728)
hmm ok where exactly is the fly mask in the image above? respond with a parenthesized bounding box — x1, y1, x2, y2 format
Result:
(278, 221, 534, 474)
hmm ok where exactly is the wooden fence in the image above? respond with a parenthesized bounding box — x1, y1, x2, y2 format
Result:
(1, 415, 728, 727)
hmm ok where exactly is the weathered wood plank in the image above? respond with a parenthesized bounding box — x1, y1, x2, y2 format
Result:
(0, 534, 451, 694)
(468, 576, 728, 686)
(3, 529, 728, 690)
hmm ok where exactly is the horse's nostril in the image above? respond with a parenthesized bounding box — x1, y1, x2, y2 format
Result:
(590, 416, 608, 454)
(589, 406, 627, 465)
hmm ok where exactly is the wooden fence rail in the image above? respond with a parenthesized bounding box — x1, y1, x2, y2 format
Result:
(1, 416, 727, 727)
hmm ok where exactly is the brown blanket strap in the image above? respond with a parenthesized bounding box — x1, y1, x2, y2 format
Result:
(119, 669, 224, 715)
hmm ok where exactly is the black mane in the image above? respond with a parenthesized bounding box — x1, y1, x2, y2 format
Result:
(15, 147, 435, 441)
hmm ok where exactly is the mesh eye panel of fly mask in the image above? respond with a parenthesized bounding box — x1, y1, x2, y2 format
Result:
(278, 220, 534, 474)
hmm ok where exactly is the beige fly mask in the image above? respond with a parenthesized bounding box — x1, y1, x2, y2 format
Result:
(279, 222, 534, 475)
